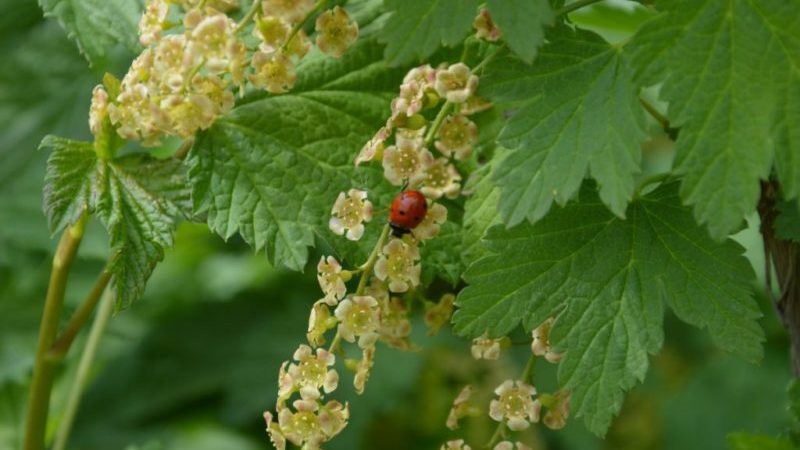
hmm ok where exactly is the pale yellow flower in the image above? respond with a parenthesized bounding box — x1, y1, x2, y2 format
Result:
(542, 389, 571, 430)
(334, 295, 380, 348)
(263, 410, 287, 450)
(412, 202, 447, 240)
(329, 189, 373, 241)
(374, 238, 421, 293)
(382, 140, 434, 186)
(307, 301, 336, 347)
(89, 85, 109, 137)
(494, 442, 532, 450)
(471, 333, 502, 360)
(442, 440, 472, 450)
(356, 125, 390, 165)
(250, 52, 297, 93)
(139, 0, 169, 46)
(424, 293, 455, 336)
(254, 15, 290, 52)
(315, 6, 359, 58)
(489, 380, 541, 431)
(317, 256, 351, 304)
(435, 63, 479, 103)
(418, 157, 461, 199)
(262, 0, 315, 24)
(378, 297, 412, 350)
(276, 397, 349, 449)
(531, 317, 563, 363)
(473, 8, 502, 42)
(435, 115, 478, 160)
(446, 385, 473, 430)
(283, 344, 339, 399)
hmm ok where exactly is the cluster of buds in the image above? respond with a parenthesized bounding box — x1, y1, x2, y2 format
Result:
(355, 62, 490, 201)
(89, 0, 359, 147)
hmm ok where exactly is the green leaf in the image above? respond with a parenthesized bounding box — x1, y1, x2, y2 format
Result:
(189, 40, 401, 271)
(481, 28, 646, 227)
(486, 0, 552, 63)
(629, 0, 800, 239)
(461, 160, 501, 267)
(39, 0, 141, 65)
(727, 433, 797, 450)
(379, 0, 480, 66)
(42, 136, 190, 306)
(454, 181, 763, 435)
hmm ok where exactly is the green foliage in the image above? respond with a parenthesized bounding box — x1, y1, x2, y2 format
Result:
(41, 136, 190, 306)
(727, 433, 796, 450)
(454, 182, 763, 434)
(486, 0, 551, 63)
(379, 0, 480, 66)
(481, 28, 646, 226)
(629, 0, 800, 239)
(38, 0, 141, 65)
(189, 40, 400, 271)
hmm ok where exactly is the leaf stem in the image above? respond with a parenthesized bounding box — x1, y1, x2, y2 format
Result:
(639, 97, 678, 140)
(23, 212, 88, 450)
(47, 252, 119, 361)
(554, 0, 606, 17)
(51, 288, 115, 450)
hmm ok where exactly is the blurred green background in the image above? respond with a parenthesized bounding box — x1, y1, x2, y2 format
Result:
(0, 1, 796, 449)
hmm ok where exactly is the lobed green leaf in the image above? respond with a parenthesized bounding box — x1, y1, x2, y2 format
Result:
(486, 0, 552, 63)
(454, 181, 763, 435)
(629, 0, 800, 239)
(481, 27, 647, 227)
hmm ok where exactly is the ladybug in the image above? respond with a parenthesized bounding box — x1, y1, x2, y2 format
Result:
(389, 190, 428, 237)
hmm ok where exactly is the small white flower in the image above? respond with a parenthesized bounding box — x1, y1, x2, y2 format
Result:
(412, 202, 447, 240)
(446, 385, 473, 430)
(254, 15, 290, 53)
(317, 256, 351, 304)
(435, 115, 478, 160)
(424, 293, 455, 336)
(378, 297, 412, 350)
(138, 0, 169, 46)
(471, 333, 502, 360)
(262, 0, 316, 24)
(329, 189, 373, 240)
(356, 125, 390, 165)
(382, 140, 434, 186)
(531, 317, 563, 363)
(285, 344, 339, 398)
(418, 157, 462, 199)
(307, 300, 335, 347)
(435, 63, 479, 104)
(542, 389, 571, 430)
(315, 6, 359, 58)
(89, 85, 109, 137)
(442, 440, 472, 450)
(263, 410, 287, 450)
(392, 81, 427, 118)
(374, 238, 421, 293)
(276, 397, 349, 448)
(473, 8, 502, 42)
(494, 442, 532, 450)
(489, 380, 541, 431)
(334, 295, 380, 348)
(250, 52, 297, 93)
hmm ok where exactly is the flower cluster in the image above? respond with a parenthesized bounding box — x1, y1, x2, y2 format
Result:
(90, 0, 359, 146)
(355, 62, 486, 202)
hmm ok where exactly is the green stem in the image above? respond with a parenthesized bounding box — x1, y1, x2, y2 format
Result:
(51, 288, 115, 450)
(423, 101, 454, 147)
(47, 252, 118, 361)
(356, 224, 390, 295)
(234, 0, 261, 33)
(639, 97, 678, 140)
(554, 0, 606, 16)
(23, 212, 88, 450)
(280, 0, 327, 54)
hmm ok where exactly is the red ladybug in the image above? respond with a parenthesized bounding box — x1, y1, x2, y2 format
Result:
(389, 190, 428, 237)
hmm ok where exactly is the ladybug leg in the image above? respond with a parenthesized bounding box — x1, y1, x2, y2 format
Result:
(389, 223, 411, 238)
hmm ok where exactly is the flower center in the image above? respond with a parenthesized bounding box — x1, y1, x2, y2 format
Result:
(347, 304, 375, 334)
(500, 389, 528, 418)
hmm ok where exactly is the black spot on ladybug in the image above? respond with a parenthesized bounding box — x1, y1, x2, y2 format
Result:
(399, 210, 406, 215)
